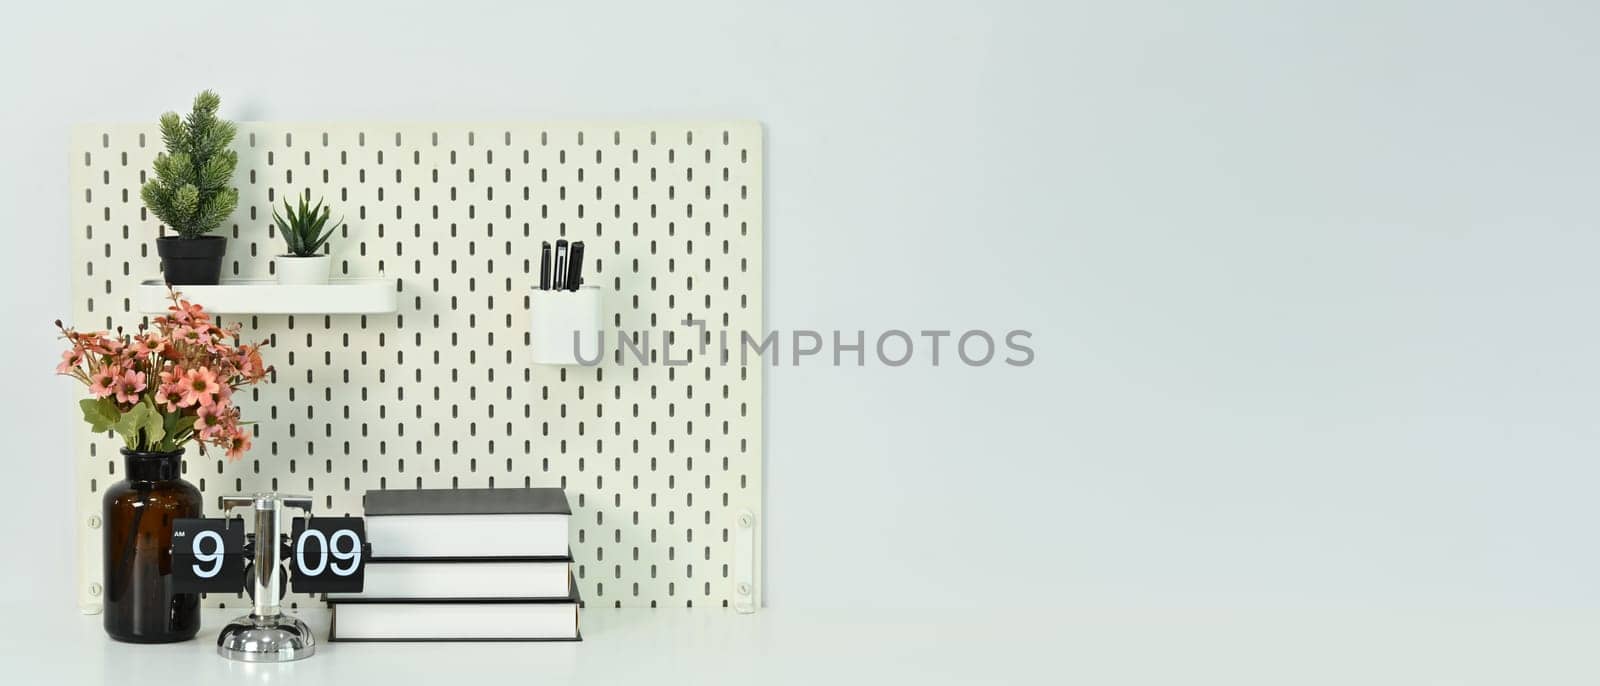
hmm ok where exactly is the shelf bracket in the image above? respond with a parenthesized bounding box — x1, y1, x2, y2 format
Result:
(733, 509, 757, 614)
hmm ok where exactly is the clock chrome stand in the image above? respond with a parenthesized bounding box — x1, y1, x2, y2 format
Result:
(216, 494, 317, 662)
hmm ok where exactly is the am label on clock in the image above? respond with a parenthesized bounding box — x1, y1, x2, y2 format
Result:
(171, 517, 247, 594)
(289, 517, 368, 594)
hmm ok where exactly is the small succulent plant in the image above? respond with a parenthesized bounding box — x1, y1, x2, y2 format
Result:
(272, 192, 341, 257)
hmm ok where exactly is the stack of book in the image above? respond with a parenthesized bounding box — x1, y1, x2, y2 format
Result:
(328, 487, 580, 641)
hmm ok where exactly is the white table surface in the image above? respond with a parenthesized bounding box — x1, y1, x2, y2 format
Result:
(4, 605, 1600, 685)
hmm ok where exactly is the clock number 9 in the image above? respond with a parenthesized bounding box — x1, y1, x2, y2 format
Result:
(190, 529, 225, 579)
(295, 527, 363, 577)
(170, 518, 246, 594)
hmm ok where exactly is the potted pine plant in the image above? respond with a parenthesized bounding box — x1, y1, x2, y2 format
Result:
(140, 90, 239, 285)
(272, 192, 340, 285)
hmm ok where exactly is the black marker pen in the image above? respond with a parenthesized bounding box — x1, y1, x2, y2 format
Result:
(539, 241, 552, 290)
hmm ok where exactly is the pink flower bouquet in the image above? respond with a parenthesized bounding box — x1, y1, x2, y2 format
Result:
(57, 292, 271, 460)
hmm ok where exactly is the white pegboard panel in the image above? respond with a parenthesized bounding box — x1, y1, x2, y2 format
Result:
(68, 122, 763, 612)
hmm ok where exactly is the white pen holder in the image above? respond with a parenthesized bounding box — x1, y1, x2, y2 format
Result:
(530, 286, 603, 365)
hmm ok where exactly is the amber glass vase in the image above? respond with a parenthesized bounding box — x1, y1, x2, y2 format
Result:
(102, 448, 203, 643)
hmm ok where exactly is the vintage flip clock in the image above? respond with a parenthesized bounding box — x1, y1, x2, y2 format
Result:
(169, 493, 369, 662)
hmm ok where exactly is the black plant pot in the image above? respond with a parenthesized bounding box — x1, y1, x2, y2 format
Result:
(156, 235, 227, 285)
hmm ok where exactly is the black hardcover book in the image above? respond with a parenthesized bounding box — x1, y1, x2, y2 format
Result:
(325, 553, 574, 601)
(329, 578, 582, 642)
(363, 488, 571, 559)
(365, 487, 571, 517)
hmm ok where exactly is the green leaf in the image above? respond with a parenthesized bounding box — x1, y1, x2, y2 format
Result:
(113, 402, 166, 450)
(164, 152, 197, 185)
(207, 187, 238, 231)
(199, 153, 233, 191)
(140, 182, 172, 227)
(312, 225, 337, 253)
(212, 119, 238, 149)
(173, 185, 200, 225)
(158, 414, 198, 453)
(273, 205, 295, 253)
(112, 402, 148, 446)
(140, 398, 166, 447)
(79, 398, 120, 433)
(158, 112, 184, 152)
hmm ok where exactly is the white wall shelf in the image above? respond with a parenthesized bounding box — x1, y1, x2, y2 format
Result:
(136, 277, 398, 315)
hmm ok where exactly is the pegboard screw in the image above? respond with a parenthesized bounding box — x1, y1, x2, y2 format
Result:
(88, 582, 102, 597)
(86, 514, 102, 529)
(737, 513, 754, 528)
(737, 582, 752, 596)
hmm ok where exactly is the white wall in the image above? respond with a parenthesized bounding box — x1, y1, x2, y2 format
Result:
(4, 0, 1599, 610)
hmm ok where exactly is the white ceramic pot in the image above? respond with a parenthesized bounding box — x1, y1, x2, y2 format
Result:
(275, 255, 331, 285)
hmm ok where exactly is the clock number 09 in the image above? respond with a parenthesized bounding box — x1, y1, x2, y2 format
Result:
(295, 528, 362, 577)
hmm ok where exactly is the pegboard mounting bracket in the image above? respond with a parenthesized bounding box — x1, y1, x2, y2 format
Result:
(734, 508, 757, 614)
